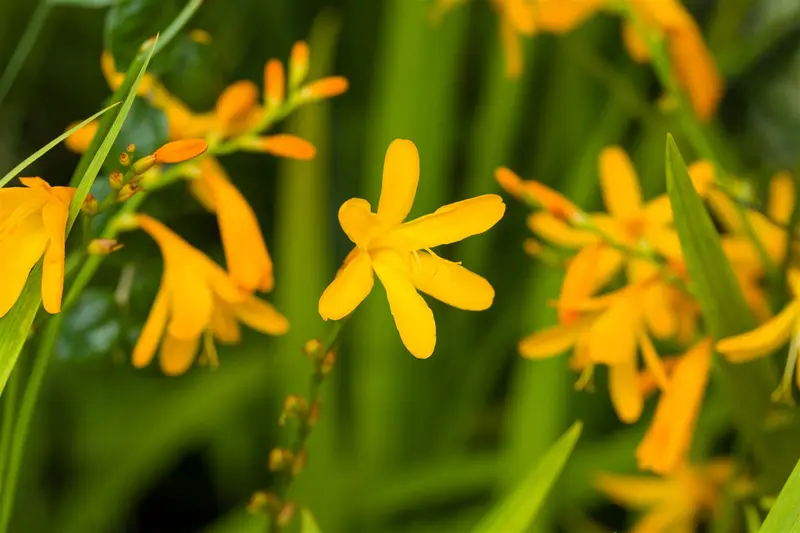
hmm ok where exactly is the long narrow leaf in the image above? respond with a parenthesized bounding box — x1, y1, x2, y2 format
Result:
(0, 41, 155, 396)
(0, 103, 118, 188)
(471, 421, 582, 533)
(760, 456, 800, 533)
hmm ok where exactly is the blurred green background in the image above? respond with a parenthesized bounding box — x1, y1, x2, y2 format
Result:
(0, 0, 798, 531)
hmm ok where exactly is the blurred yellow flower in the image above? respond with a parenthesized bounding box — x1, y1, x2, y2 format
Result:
(636, 338, 712, 474)
(318, 139, 505, 358)
(133, 215, 288, 375)
(0, 177, 75, 318)
(595, 460, 734, 533)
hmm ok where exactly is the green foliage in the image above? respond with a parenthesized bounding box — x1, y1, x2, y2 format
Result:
(761, 456, 800, 533)
(104, 0, 183, 71)
(48, 0, 113, 6)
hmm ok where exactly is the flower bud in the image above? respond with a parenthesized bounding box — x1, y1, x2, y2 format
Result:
(87, 239, 123, 255)
(307, 401, 321, 427)
(276, 502, 296, 528)
(109, 171, 124, 191)
(81, 194, 99, 217)
(154, 139, 208, 164)
(291, 449, 307, 476)
(289, 41, 309, 91)
(302, 339, 323, 358)
(132, 154, 157, 175)
(247, 491, 281, 515)
(278, 395, 309, 426)
(300, 76, 349, 102)
(268, 448, 295, 472)
(119, 152, 131, 167)
(112, 212, 139, 232)
(240, 135, 316, 160)
(190, 29, 212, 44)
(127, 143, 136, 154)
(320, 351, 336, 376)
(116, 183, 139, 202)
(265, 59, 285, 110)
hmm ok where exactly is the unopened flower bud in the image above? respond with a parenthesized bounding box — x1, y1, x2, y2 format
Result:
(300, 76, 349, 102)
(109, 171, 124, 190)
(247, 491, 281, 515)
(320, 351, 336, 376)
(154, 139, 208, 164)
(289, 41, 309, 90)
(268, 448, 295, 472)
(127, 143, 136, 154)
(302, 339, 323, 358)
(276, 502, 296, 528)
(291, 449, 307, 476)
(279, 395, 309, 425)
(264, 59, 285, 110)
(307, 401, 321, 427)
(112, 212, 139, 232)
(132, 154, 157, 175)
(116, 183, 139, 202)
(119, 152, 131, 167)
(88, 239, 123, 255)
(190, 29, 212, 44)
(81, 194, 99, 216)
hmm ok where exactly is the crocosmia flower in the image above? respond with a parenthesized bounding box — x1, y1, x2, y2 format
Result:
(0, 177, 75, 318)
(318, 139, 505, 359)
(133, 215, 288, 375)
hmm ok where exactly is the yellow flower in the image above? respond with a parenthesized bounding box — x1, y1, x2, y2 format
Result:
(636, 338, 712, 474)
(318, 139, 505, 358)
(132, 215, 288, 375)
(0, 177, 75, 318)
(519, 282, 669, 423)
(595, 460, 734, 533)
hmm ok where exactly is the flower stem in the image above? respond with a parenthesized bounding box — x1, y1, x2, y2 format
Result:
(0, 367, 19, 491)
(266, 320, 347, 533)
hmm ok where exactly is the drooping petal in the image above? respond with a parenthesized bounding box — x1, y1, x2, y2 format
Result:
(377, 139, 420, 226)
(409, 252, 494, 311)
(199, 158, 274, 292)
(527, 212, 596, 248)
(599, 146, 643, 219)
(559, 244, 622, 324)
(636, 338, 712, 475)
(622, 20, 650, 62)
(637, 329, 669, 391)
(372, 249, 436, 359)
(318, 249, 375, 321)
(209, 300, 242, 344)
(609, 356, 644, 423)
(215, 80, 261, 136)
(668, 25, 724, 122)
(768, 171, 795, 226)
(132, 278, 170, 368)
(40, 196, 70, 314)
(338, 198, 385, 250)
(499, 17, 523, 79)
(232, 295, 289, 335)
(716, 300, 800, 362)
(377, 194, 505, 251)
(518, 317, 593, 359)
(643, 282, 678, 340)
(587, 294, 638, 365)
(0, 215, 48, 318)
(159, 334, 201, 376)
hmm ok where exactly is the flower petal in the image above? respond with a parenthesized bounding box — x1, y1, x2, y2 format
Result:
(716, 300, 800, 362)
(132, 278, 170, 368)
(378, 194, 505, 251)
(609, 356, 644, 423)
(636, 338, 712, 474)
(669, 25, 723, 121)
(40, 196, 70, 314)
(215, 80, 260, 132)
(518, 318, 592, 359)
(154, 139, 208, 164)
(338, 198, 386, 250)
(587, 295, 638, 365)
(769, 171, 794, 226)
(499, 17, 523, 79)
(637, 329, 669, 391)
(527, 212, 596, 248)
(64, 120, 99, 154)
(599, 146, 643, 219)
(245, 134, 316, 160)
(199, 158, 274, 292)
(0, 215, 48, 318)
(319, 249, 374, 320)
(160, 334, 201, 376)
(559, 244, 622, 324)
(232, 295, 289, 335)
(372, 249, 436, 359)
(210, 299, 241, 344)
(642, 282, 678, 340)
(594, 473, 671, 509)
(409, 252, 494, 311)
(377, 139, 420, 226)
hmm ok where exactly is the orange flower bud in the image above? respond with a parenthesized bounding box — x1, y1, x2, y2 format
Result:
(64, 121, 99, 154)
(291, 449, 307, 476)
(277, 502, 296, 528)
(241, 134, 316, 160)
(87, 239, 124, 255)
(278, 395, 309, 426)
(302, 339, 323, 358)
(154, 139, 209, 164)
(216, 81, 259, 128)
(320, 350, 336, 376)
(190, 29, 211, 44)
(494, 167, 581, 221)
(247, 491, 280, 515)
(301, 76, 349, 101)
(289, 41, 310, 90)
(109, 171, 124, 191)
(268, 449, 295, 472)
(119, 152, 131, 167)
(265, 59, 285, 109)
(127, 143, 136, 153)
(81, 194, 99, 217)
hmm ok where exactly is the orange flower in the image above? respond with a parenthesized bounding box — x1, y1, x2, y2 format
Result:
(132, 215, 287, 375)
(0, 178, 75, 317)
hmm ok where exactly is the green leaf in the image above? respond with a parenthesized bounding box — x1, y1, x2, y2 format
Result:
(104, 0, 182, 72)
(760, 456, 800, 533)
(48, 0, 114, 6)
(0, 40, 156, 397)
(471, 421, 582, 533)
(0, 103, 118, 188)
(301, 509, 323, 533)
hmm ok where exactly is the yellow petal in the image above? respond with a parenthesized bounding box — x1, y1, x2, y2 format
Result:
(518, 318, 592, 359)
(643, 195, 673, 225)
(232, 295, 289, 335)
(372, 249, 436, 359)
(377, 139, 420, 226)
(646, 226, 684, 261)
(210, 299, 241, 344)
(668, 25, 723, 121)
(527, 212, 596, 248)
(716, 300, 800, 362)
(527, 0, 604, 33)
(40, 196, 69, 314)
(594, 472, 671, 508)
(318, 249, 374, 321)
(622, 20, 650, 62)
(378, 194, 505, 251)
(132, 278, 170, 368)
(199, 158, 274, 292)
(502, 0, 535, 35)
(409, 251, 494, 310)
(0, 214, 48, 318)
(687, 160, 716, 197)
(609, 356, 644, 423)
(558, 244, 622, 324)
(599, 146, 643, 219)
(499, 17, 523, 79)
(636, 338, 712, 475)
(707, 190, 741, 233)
(64, 120, 99, 154)
(160, 334, 200, 376)
(638, 329, 669, 391)
(587, 295, 638, 365)
(768, 171, 795, 226)
(338, 198, 386, 250)
(642, 282, 678, 340)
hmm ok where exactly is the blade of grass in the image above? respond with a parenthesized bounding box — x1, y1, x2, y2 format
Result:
(760, 455, 800, 533)
(0, 103, 118, 188)
(0, 1, 51, 109)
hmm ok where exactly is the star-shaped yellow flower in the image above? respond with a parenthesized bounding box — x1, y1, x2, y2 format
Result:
(318, 139, 505, 358)
(133, 215, 288, 375)
(0, 177, 75, 318)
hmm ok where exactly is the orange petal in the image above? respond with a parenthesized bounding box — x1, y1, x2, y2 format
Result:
(637, 329, 669, 391)
(210, 302, 241, 345)
(559, 245, 622, 324)
(159, 334, 200, 376)
(302, 76, 348, 100)
(0, 209, 48, 318)
(377, 139, 420, 226)
(499, 17, 523, 79)
(244, 134, 316, 160)
(289, 41, 310, 88)
(154, 139, 209, 164)
(40, 197, 70, 314)
(609, 356, 644, 423)
(622, 20, 650, 62)
(668, 25, 724, 121)
(232, 294, 289, 335)
(768, 171, 795, 226)
(215, 80, 260, 133)
(527, 212, 596, 248)
(587, 295, 638, 365)
(64, 120, 99, 154)
(318, 249, 374, 321)
(599, 146, 643, 218)
(132, 277, 170, 367)
(518, 317, 593, 359)
(716, 300, 800, 362)
(594, 472, 671, 509)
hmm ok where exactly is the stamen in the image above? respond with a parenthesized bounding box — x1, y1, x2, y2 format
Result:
(575, 363, 595, 392)
(201, 329, 220, 370)
(773, 328, 799, 406)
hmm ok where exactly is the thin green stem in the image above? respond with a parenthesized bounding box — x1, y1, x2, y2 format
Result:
(0, 367, 19, 490)
(0, 0, 51, 109)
